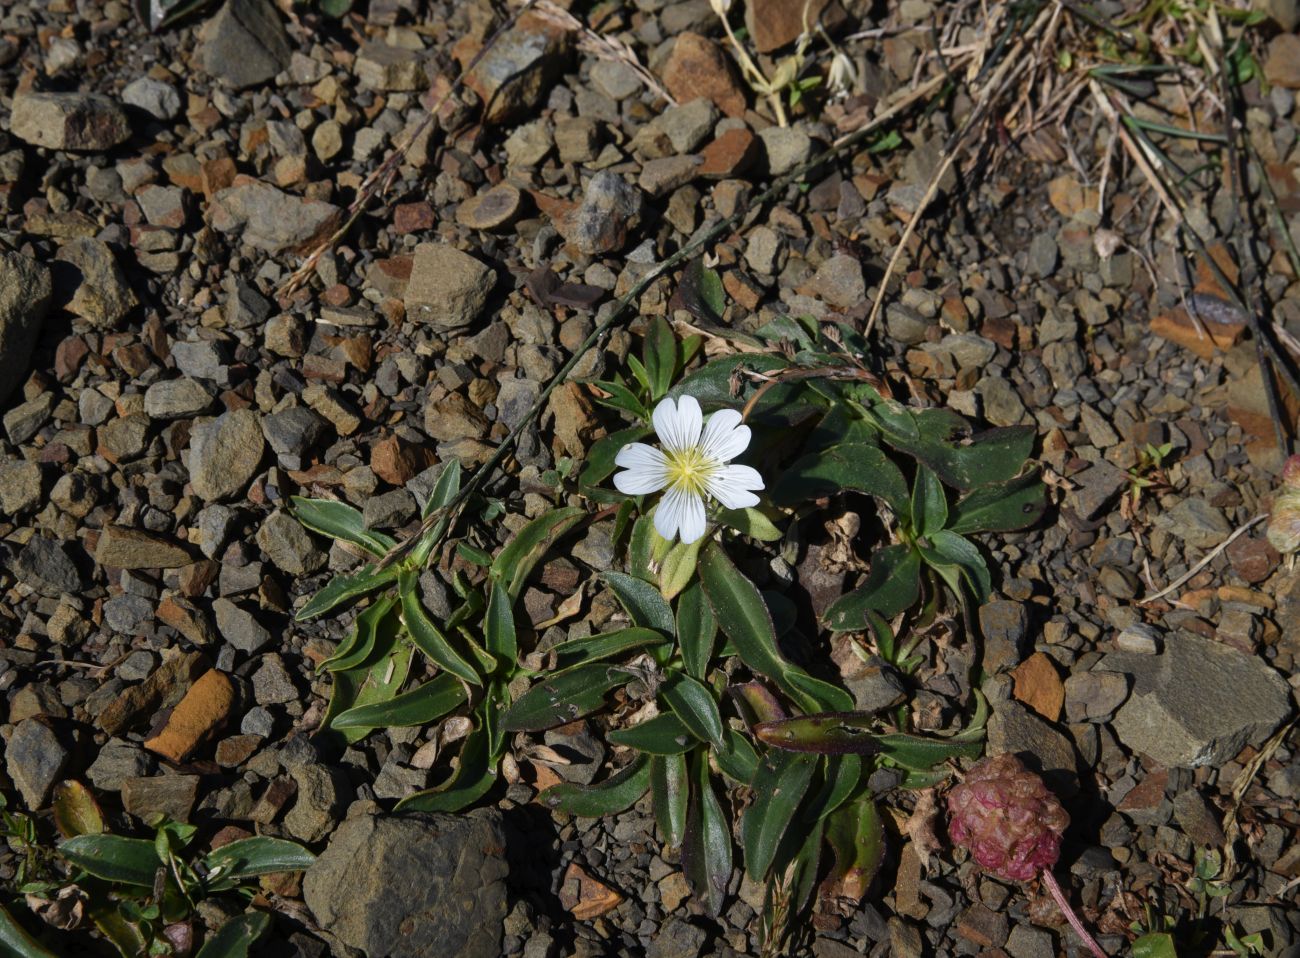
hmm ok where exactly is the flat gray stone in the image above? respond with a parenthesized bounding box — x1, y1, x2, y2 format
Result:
(987, 698, 1079, 796)
(9, 92, 131, 151)
(6, 718, 69, 808)
(199, 0, 291, 89)
(1109, 632, 1291, 767)
(305, 809, 509, 958)
(0, 252, 53, 407)
(404, 244, 495, 331)
(188, 408, 265, 501)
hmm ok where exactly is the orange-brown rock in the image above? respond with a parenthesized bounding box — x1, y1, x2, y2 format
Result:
(661, 33, 746, 119)
(144, 669, 235, 763)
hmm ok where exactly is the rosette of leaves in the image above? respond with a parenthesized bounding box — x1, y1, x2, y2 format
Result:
(1, 782, 311, 958)
(292, 463, 592, 813)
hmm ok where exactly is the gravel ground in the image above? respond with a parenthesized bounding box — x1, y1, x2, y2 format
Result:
(1, 0, 1298, 956)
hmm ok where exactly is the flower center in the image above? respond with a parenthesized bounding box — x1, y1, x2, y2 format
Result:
(664, 447, 717, 497)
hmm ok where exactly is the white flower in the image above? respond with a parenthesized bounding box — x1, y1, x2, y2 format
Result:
(613, 395, 764, 545)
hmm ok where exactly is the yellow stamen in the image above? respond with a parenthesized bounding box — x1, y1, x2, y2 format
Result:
(664, 447, 718, 497)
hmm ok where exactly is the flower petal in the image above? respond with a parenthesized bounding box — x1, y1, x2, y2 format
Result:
(613, 442, 669, 495)
(654, 486, 685, 541)
(675, 488, 709, 544)
(653, 395, 703, 455)
(699, 409, 751, 464)
(705, 463, 763, 510)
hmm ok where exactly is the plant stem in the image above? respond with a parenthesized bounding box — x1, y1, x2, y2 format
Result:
(1041, 870, 1108, 958)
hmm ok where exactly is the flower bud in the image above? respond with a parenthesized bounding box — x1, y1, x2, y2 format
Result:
(947, 754, 1068, 882)
(1267, 454, 1300, 555)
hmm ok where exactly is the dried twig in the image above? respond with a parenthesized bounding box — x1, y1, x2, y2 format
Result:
(530, 0, 675, 105)
(1138, 514, 1265, 604)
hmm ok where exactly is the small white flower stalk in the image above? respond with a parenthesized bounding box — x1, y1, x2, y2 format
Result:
(613, 395, 764, 545)
(1267, 454, 1300, 564)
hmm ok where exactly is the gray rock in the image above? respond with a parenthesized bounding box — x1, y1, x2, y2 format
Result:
(6, 719, 69, 808)
(213, 598, 272, 654)
(1115, 622, 1162, 654)
(95, 526, 191, 569)
(14, 538, 86, 597)
(0, 252, 53, 407)
(144, 378, 214, 419)
(1109, 632, 1291, 767)
(86, 740, 156, 792)
(1028, 233, 1059, 278)
(242, 706, 275, 737)
(987, 698, 1079, 796)
(1063, 670, 1129, 722)
(977, 374, 1028, 426)
(304, 809, 509, 958)
(189, 408, 265, 501)
(543, 723, 606, 785)
(1006, 924, 1055, 958)
(639, 155, 702, 197)
(53, 238, 138, 327)
(1153, 498, 1232, 550)
(589, 59, 643, 100)
(210, 181, 340, 253)
(252, 654, 299, 705)
(0, 459, 42, 516)
(1065, 462, 1129, 521)
(812, 253, 866, 310)
(9, 92, 131, 151)
(759, 125, 813, 176)
(256, 511, 326, 575)
(356, 42, 428, 91)
(466, 19, 568, 124)
(978, 599, 1028, 673)
(3, 393, 55, 445)
(745, 225, 784, 275)
(556, 171, 644, 256)
(885, 302, 934, 345)
(404, 244, 495, 331)
(362, 488, 417, 529)
(193, 504, 238, 559)
(122, 77, 182, 120)
(845, 660, 907, 712)
(224, 277, 273, 329)
(262, 406, 328, 464)
(103, 595, 154, 635)
(122, 775, 200, 823)
(660, 97, 719, 154)
(647, 919, 708, 958)
(171, 340, 232, 383)
(199, 0, 291, 89)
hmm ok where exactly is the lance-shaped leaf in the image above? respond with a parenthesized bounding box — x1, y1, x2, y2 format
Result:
(331, 674, 468, 730)
(542, 755, 651, 816)
(320, 595, 396, 673)
(947, 472, 1046, 534)
(650, 753, 690, 848)
(872, 730, 984, 769)
(822, 543, 921, 632)
(203, 837, 315, 882)
(919, 530, 992, 603)
(627, 512, 673, 583)
(58, 835, 161, 886)
(194, 912, 271, 958)
(741, 750, 817, 880)
(400, 570, 483, 685)
(910, 465, 947, 537)
(770, 443, 910, 516)
(289, 497, 396, 556)
(502, 664, 632, 732)
(581, 425, 654, 491)
(730, 681, 788, 725)
(822, 796, 886, 902)
(0, 902, 58, 958)
(296, 564, 398, 621)
(661, 673, 724, 746)
(553, 627, 669, 670)
(52, 781, 104, 838)
(484, 580, 516, 668)
(492, 507, 585, 599)
(753, 712, 887, 755)
(399, 706, 497, 813)
(712, 727, 760, 785)
(658, 536, 702, 601)
(682, 753, 732, 916)
(601, 571, 675, 634)
(676, 580, 716, 679)
(608, 712, 700, 754)
(327, 641, 413, 745)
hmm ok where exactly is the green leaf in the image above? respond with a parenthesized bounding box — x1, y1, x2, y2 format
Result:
(331, 674, 468, 730)
(492, 507, 586, 599)
(698, 542, 839, 714)
(542, 755, 651, 816)
(651, 753, 690, 848)
(770, 443, 910, 516)
(742, 751, 816, 880)
(296, 564, 399, 620)
(658, 536, 702, 601)
(592, 378, 651, 420)
(643, 316, 678, 400)
(698, 266, 725, 319)
(203, 837, 314, 881)
(920, 530, 992, 603)
(601, 571, 676, 634)
(419, 459, 462, 520)
(822, 544, 922, 631)
(316, 0, 353, 17)
(1132, 933, 1179, 958)
(608, 712, 700, 754)
(815, 754, 864, 820)
(398, 702, 498, 813)
(88, 904, 149, 958)
(946, 472, 1046, 534)
(321, 595, 396, 673)
(58, 835, 161, 886)
(910, 465, 947, 537)
(873, 730, 984, 770)
(581, 425, 654, 491)
(661, 673, 724, 746)
(289, 497, 395, 557)
(670, 354, 790, 410)
(880, 411, 1036, 491)
(400, 569, 482, 685)
(753, 712, 886, 755)
(195, 912, 271, 958)
(333, 639, 414, 744)
(682, 752, 732, 916)
(0, 902, 58, 958)
(502, 664, 631, 732)
(553, 627, 670, 670)
(823, 796, 886, 901)
(52, 780, 105, 838)
(484, 580, 517, 669)
(676, 580, 716, 679)
(718, 506, 783, 542)
(628, 512, 672, 582)
(712, 727, 760, 785)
